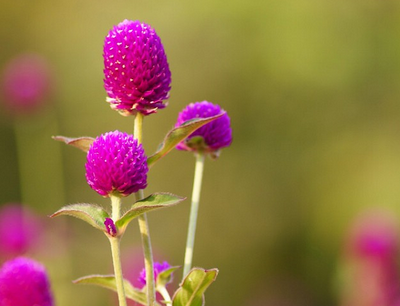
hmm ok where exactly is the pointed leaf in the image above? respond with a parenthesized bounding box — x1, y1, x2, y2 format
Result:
(116, 193, 185, 234)
(50, 203, 109, 231)
(52, 135, 95, 152)
(172, 268, 218, 306)
(147, 113, 224, 167)
(73, 274, 149, 305)
(156, 266, 181, 289)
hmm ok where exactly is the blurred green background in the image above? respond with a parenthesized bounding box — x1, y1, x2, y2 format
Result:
(2, 0, 400, 305)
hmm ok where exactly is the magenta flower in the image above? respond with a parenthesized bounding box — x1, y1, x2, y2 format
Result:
(339, 211, 400, 306)
(0, 257, 53, 306)
(138, 261, 172, 287)
(85, 130, 148, 197)
(175, 101, 232, 153)
(1, 53, 52, 114)
(103, 20, 171, 116)
(0, 204, 42, 258)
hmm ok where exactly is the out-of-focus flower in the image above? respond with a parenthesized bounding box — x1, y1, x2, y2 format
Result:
(85, 130, 148, 197)
(117, 248, 170, 306)
(0, 204, 42, 259)
(338, 210, 400, 306)
(138, 261, 171, 287)
(0, 257, 53, 306)
(1, 53, 53, 114)
(175, 101, 232, 154)
(103, 20, 171, 116)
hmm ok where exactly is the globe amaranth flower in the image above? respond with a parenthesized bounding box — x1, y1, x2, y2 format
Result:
(0, 204, 42, 258)
(85, 130, 148, 197)
(175, 101, 232, 154)
(339, 211, 400, 306)
(138, 261, 172, 287)
(103, 20, 171, 116)
(1, 53, 53, 114)
(0, 257, 53, 306)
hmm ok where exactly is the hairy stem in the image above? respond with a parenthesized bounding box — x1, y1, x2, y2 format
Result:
(110, 195, 127, 306)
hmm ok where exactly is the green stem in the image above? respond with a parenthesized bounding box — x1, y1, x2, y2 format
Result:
(111, 194, 122, 220)
(157, 285, 172, 305)
(109, 237, 127, 306)
(134, 113, 156, 306)
(110, 195, 127, 306)
(183, 152, 206, 278)
(134, 112, 143, 144)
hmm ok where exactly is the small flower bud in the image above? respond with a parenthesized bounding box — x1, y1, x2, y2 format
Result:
(104, 218, 117, 237)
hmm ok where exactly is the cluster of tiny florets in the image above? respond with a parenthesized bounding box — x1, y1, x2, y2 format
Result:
(85, 130, 148, 197)
(0, 257, 53, 306)
(175, 101, 232, 152)
(103, 20, 171, 116)
(138, 261, 171, 287)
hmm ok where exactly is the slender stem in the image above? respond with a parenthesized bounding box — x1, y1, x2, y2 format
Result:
(111, 194, 122, 220)
(157, 285, 172, 305)
(134, 113, 156, 306)
(183, 152, 206, 278)
(109, 237, 127, 306)
(134, 112, 143, 143)
(109, 195, 127, 306)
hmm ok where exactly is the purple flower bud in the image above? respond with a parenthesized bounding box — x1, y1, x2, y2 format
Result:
(138, 261, 171, 287)
(103, 20, 171, 116)
(1, 53, 53, 114)
(0, 257, 53, 306)
(85, 130, 148, 197)
(175, 101, 232, 153)
(104, 218, 117, 236)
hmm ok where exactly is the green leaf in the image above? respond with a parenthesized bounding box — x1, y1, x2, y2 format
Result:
(52, 135, 95, 152)
(116, 193, 185, 234)
(73, 274, 149, 305)
(50, 203, 109, 231)
(156, 266, 181, 289)
(147, 113, 224, 167)
(172, 268, 218, 306)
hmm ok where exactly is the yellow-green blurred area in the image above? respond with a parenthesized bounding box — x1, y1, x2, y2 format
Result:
(1, 0, 400, 305)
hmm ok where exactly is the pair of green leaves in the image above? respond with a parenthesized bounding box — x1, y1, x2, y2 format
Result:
(53, 112, 224, 167)
(51, 193, 184, 237)
(75, 267, 218, 306)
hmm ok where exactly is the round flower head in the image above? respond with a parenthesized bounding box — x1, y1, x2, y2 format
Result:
(103, 20, 171, 116)
(0, 257, 53, 306)
(1, 53, 53, 114)
(138, 261, 172, 287)
(85, 130, 148, 197)
(0, 204, 42, 258)
(175, 101, 232, 154)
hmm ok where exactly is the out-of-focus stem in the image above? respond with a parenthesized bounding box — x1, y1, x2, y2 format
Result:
(157, 285, 172, 305)
(183, 152, 205, 278)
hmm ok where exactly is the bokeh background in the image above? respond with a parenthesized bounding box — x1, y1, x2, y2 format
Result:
(2, 0, 400, 305)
